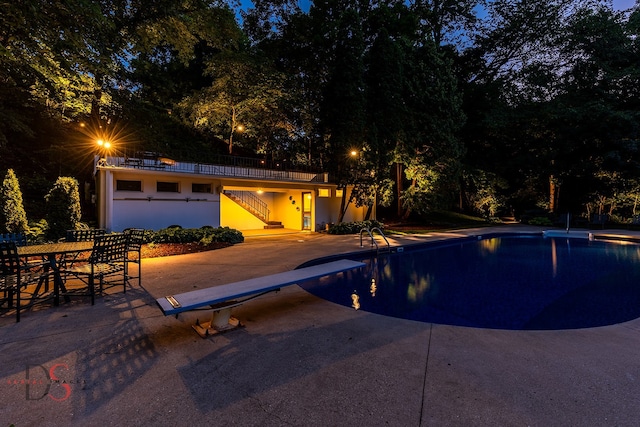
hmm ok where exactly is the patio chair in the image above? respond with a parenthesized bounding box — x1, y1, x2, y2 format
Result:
(0, 241, 50, 322)
(63, 228, 106, 268)
(61, 233, 128, 305)
(0, 232, 48, 269)
(123, 228, 145, 285)
(65, 228, 106, 242)
(0, 233, 27, 246)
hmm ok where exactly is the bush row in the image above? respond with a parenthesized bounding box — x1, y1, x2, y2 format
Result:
(327, 220, 384, 235)
(24, 223, 244, 245)
(146, 225, 244, 245)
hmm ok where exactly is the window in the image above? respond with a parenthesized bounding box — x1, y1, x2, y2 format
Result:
(116, 180, 142, 192)
(318, 188, 330, 198)
(157, 181, 179, 192)
(335, 189, 343, 198)
(192, 183, 212, 193)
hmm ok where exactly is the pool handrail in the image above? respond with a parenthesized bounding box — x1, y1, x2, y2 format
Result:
(360, 227, 390, 252)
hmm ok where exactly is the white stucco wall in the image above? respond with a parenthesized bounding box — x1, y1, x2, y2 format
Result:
(111, 199, 220, 231)
(107, 171, 220, 231)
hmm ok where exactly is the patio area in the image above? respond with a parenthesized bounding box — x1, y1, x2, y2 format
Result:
(2, 225, 640, 426)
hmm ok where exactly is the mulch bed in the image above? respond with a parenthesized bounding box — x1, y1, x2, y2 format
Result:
(138, 242, 232, 259)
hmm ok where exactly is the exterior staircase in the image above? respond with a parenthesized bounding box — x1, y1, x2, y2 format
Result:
(223, 190, 284, 229)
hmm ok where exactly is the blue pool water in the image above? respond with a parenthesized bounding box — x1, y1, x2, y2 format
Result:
(299, 234, 640, 330)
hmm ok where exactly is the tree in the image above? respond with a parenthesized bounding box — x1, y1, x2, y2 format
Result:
(398, 40, 465, 217)
(319, 5, 368, 222)
(457, 1, 640, 217)
(0, 169, 29, 233)
(362, 24, 407, 219)
(412, 0, 483, 48)
(178, 50, 288, 154)
(45, 177, 82, 240)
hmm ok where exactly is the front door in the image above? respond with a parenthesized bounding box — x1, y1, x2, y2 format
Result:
(302, 192, 312, 230)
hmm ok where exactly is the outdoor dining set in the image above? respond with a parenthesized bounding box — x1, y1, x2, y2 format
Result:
(0, 228, 144, 322)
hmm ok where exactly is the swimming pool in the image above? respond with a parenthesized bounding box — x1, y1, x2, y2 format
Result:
(299, 233, 640, 330)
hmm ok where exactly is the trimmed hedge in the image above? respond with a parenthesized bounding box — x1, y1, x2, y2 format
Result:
(148, 225, 244, 245)
(328, 220, 384, 235)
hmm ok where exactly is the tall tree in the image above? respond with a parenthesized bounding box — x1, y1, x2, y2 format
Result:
(399, 40, 465, 217)
(412, 0, 483, 48)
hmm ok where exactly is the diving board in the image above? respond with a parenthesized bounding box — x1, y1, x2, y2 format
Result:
(156, 259, 366, 337)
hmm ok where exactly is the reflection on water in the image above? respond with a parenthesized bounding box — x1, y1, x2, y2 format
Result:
(300, 235, 640, 330)
(407, 273, 432, 303)
(351, 292, 360, 310)
(370, 278, 377, 297)
(551, 238, 557, 278)
(480, 237, 501, 254)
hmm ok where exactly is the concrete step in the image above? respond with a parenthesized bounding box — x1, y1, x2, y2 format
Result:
(264, 221, 284, 229)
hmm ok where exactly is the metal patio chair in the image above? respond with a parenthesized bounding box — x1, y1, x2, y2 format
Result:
(0, 241, 51, 322)
(63, 228, 107, 268)
(61, 233, 128, 305)
(123, 228, 145, 285)
(0, 232, 47, 269)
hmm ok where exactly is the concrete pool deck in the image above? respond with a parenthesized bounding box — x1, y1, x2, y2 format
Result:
(2, 224, 640, 426)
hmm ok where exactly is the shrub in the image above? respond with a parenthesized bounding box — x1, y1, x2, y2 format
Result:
(151, 226, 199, 243)
(205, 226, 244, 244)
(26, 219, 48, 243)
(1, 169, 29, 233)
(148, 225, 243, 244)
(328, 220, 384, 235)
(528, 216, 553, 226)
(45, 177, 82, 240)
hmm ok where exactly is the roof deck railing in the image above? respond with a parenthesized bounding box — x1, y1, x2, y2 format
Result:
(99, 154, 329, 184)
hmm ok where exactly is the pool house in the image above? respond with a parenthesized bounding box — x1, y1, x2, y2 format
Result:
(93, 155, 369, 232)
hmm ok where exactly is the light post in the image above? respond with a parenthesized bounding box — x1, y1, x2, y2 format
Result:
(96, 138, 112, 166)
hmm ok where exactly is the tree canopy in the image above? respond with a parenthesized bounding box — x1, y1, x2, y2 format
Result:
(1, 0, 639, 222)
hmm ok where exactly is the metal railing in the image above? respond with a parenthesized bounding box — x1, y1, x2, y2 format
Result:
(103, 154, 328, 184)
(223, 190, 270, 223)
(360, 227, 390, 252)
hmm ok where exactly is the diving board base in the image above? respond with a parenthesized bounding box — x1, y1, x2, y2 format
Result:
(193, 301, 245, 338)
(193, 312, 243, 338)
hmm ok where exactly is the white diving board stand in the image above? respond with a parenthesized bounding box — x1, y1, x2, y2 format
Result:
(156, 259, 366, 338)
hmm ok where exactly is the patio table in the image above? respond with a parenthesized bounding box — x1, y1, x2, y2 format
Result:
(17, 241, 94, 305)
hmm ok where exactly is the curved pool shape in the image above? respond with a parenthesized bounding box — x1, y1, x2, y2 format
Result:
(299, 234, 640, 330)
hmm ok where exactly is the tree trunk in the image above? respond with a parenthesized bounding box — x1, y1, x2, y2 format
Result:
(401, 179, 416, 221)
(228, 106, 237, 154)
(364, 204, 372, 220)
(396, 162, 403, 218)
(337, 187, 349, 223)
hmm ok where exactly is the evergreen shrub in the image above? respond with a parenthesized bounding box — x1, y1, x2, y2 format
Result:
(327, 220, 384, 235)
(45, 177, 81, 240)
(1, 169, 29, 233)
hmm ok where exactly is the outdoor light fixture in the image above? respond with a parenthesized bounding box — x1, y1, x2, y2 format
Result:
(97, 139, 111, 149)
(96, 138, 112, 166)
